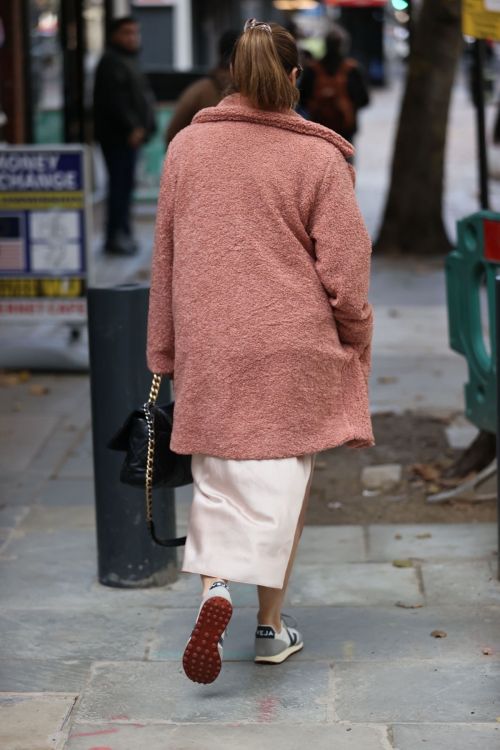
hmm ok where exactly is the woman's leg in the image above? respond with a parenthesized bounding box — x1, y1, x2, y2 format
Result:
(201, 575, 228, 596)
(257, 463, 314, 630)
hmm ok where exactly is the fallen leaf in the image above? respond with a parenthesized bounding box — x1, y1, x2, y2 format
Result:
(29, 384, 50, 396)
(395, 601, 424, 609)
(426, 483, 441, 494)
(411, 463, 441, 482)
(430, 630, 447, 638)
(392, 559, 413, 568)
(415, 532, 432, 539)
(0, 370, 30, 387)
(0, 374, 21, 387)
(482, 647, 493, 655)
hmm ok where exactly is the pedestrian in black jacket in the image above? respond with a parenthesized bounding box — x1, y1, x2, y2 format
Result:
(93, 16, 156, 255)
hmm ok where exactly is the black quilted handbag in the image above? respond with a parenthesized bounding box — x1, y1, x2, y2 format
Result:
(108, 374, 192, 546)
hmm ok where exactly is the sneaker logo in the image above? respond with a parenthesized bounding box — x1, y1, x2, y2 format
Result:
(256, 626, 275, 639)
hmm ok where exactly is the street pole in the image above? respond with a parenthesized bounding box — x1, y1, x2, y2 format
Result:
(472, 39, 490, 210)
(88, 284, 178, 588)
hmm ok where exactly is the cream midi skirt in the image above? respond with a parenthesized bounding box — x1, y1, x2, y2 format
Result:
(181, 453, 315, 589)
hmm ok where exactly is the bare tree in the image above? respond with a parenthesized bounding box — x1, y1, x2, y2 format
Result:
(375, 0, 463, 255)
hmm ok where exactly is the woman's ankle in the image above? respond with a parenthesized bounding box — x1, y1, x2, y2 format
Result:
(201, 576, 228, 596)
(257, 612, 282, 632)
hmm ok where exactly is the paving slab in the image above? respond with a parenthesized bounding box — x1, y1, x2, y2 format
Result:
(0, 660, 91, 692)
(421, 561, 500, 605)
(0, 478, 44, 509)
(369, 353, 466, 414)
(0, 693, 76, 750)
(0, 607, 155, 660)
(0, 374, 89, 418)
(0, 505, 30, 533)
(149, 605, 500, 663)
(75, 661, 330, 724)
(392, 722, 500, 750)
(0, 528, 100, 608)
(367, 524, 497, 562)
(56, 429, 93, 479)
(334, 661, 500, 723)
(295, 526, 366, 564)
(288, 562, 423, 607)
(36, 478, 94, 507)
(0, 527, 180, 609)
(65, 723, 390, 750)
(27, 424, 87, 480)
(445, 423, 479, 450)
(17, 505, 95, 532)
(0, 415, 58, 474)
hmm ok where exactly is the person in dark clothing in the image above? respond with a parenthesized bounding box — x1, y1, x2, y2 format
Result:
(93, 16, 156, 255)
(166, 30, 239, 145)
(299, 25, 369, 143)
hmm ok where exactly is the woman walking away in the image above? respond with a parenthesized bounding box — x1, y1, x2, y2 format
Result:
(147, 19, 373, 685)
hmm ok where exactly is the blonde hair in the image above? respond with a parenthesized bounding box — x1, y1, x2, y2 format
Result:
(231, 20, 300, 112)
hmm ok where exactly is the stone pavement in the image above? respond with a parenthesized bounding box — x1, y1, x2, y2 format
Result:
(1, 370, 500, 749)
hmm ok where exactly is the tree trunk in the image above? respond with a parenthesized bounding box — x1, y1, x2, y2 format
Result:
(444, 429, 497, 479)
(375, 0, 463, 255)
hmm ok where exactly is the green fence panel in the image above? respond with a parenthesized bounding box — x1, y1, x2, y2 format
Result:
(446, 211, 500, 433)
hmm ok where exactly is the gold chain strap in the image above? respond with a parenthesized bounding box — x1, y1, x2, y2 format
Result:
(144, 373, 162, 526)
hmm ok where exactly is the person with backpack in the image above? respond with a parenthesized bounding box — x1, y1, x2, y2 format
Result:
(299, 26, 370, 143)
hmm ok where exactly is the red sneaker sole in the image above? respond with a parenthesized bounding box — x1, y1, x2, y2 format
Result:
(182, 596, 233, 684)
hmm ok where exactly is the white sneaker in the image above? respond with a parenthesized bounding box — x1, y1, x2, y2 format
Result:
(182, 580, 232, 684)
(254, 617, 304, 664)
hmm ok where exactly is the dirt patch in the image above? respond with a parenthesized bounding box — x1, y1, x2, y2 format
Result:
(307, 412, 496, 525)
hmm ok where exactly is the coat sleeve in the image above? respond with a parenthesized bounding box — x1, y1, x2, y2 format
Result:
(146, 149, 177, 375)
(309, 152, 373, 379)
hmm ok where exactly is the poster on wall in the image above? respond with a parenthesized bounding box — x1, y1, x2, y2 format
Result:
(0, 146, 90, 323)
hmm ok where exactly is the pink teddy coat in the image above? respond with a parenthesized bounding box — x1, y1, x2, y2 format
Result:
(147, 94, 374, 459)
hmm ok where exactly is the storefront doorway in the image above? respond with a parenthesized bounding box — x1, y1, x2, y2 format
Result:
(5, 0, 110, 145)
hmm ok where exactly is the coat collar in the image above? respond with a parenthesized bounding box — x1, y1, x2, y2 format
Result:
(192, 94, 354, 159)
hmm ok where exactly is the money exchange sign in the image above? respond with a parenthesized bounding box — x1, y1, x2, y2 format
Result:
(0, 146, 89, 322)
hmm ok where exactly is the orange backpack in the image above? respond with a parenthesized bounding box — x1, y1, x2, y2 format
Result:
(307, 59, 357, 136)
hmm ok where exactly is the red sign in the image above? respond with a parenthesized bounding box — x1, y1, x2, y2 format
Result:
(483, 218, 500, 263)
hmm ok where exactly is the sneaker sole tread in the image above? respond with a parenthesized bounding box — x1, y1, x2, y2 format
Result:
(182, 596, 233, 684)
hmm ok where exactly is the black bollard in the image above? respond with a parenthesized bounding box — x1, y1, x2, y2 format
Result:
(88, 284, 178, 587)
